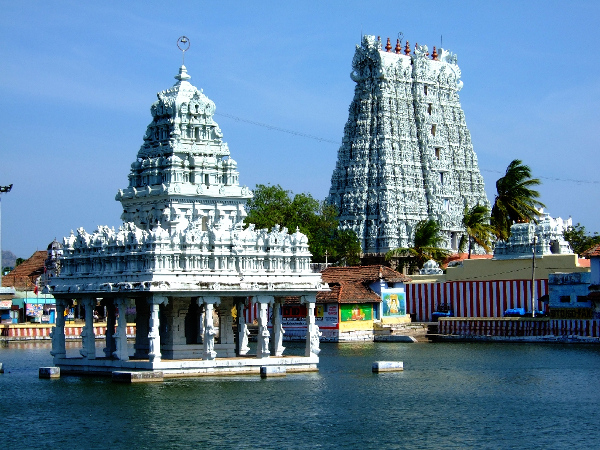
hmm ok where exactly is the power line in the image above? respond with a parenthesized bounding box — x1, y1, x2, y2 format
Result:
(216, 112, 600, 185)
(480, 169, 600, 185)
(216, 112, 340, 145)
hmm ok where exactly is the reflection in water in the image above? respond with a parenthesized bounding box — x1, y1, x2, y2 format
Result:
(1, 342, 600, 449)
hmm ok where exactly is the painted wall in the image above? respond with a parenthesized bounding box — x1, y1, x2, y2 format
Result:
(548, 272, 591, 309)
(591, 257, 600, 285)
(406, 279, 548, 321)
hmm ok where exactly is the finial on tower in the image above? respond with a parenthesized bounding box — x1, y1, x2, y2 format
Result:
(395, 39, 401, 54)
(404, 40, 410, 55)
(177, 36, 190, 65)
(175, 65, 191, 82)
(432, 46, 438, 60)
(385, 37, 392, 52)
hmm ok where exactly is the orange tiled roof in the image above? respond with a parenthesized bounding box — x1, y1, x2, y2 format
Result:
(1, 251, 46, 290)
(317, 265, 410, 304)
(582, 244, 600, 258)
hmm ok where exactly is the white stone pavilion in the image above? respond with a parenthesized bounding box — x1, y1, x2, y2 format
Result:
(328, 35, 489, 255)
(46, 64, 326, 376)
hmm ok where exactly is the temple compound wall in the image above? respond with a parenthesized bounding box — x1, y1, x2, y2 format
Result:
(46, 65, 326, 376)
(406, 215, 588, 322)
(328, 35, 489, 255)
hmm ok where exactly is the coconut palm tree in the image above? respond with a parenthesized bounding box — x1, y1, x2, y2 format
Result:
(386, 219, 449, 274)
(461, 204, 494, 258)
(491, 159, 545, 240)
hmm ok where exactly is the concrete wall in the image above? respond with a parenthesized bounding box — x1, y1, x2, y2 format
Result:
(445, 254, 587, 281)
(409, 254, 588, 285)
(548, 272, 591, 309)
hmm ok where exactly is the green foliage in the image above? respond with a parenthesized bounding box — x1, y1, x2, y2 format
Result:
(462, 204, 494, 258)
(15, 257, 24, 267)
(491, 159, 545, 240)
(385, 220, 449, 274)
(563, 223, 600, 256)
(244, 184, 361, 266)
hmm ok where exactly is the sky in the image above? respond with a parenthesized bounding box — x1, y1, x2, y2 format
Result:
(1, 0, 599, 259)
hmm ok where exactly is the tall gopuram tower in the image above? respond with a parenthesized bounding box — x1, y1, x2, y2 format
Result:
(46, 61, 325, 376)
(328, 35, 489, 255)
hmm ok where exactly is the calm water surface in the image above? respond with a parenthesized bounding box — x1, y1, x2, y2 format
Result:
(1, 341, 599, 449)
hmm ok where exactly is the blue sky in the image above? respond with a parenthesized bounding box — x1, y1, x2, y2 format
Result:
(1, 0, 599, 258)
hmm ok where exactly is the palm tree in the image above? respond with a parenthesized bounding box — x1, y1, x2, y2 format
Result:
(491, 159, 545, 240)
(461, 204, 494, 258)
(386, 219, 449, 274)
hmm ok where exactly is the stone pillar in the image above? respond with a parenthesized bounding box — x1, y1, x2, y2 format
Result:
(255, 296, 272, 359)
(302, 295, 321, 357)
(272, 298, 285, 357)
(112, 297, 129, 361)
(196, 304, 204, 344)
(103, 300, 116, 358)
(198, 296, 220, 360)
(134, 297, 150, 359)
(237, 299, 250, 356)
(50, 298, 66, 359)
(79, 297, 97, 359)
(148, 295, 167, 363)
(219, 298, 235, 349)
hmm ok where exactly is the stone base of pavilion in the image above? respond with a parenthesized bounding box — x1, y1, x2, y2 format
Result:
(53, 354, 319, 378)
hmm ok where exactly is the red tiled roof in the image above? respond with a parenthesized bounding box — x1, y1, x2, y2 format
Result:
(317, 265, 409, 304)
(582, 244, 600, 257)
(578, 258, 591, 268)
(443, 253, 493, 268)
(1, 251, 46, 290)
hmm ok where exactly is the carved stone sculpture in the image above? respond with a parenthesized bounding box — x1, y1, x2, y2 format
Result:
(328, 35, 489, 254)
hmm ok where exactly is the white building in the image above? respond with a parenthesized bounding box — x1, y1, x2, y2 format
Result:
(46, 64, 326, 376)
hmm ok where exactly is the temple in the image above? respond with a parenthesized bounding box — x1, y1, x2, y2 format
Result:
(493, 212, 573, 259)
(45, 64, 326, 377)
(328, 35, 489, 255)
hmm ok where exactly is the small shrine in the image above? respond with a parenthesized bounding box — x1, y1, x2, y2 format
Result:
(493, 212, 573, 259)
(46, 48, 326, 376)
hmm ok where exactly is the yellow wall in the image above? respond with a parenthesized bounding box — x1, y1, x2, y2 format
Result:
(409, 254, 588, 284)
(381, 315, 411, 325)
(339, 320, 374, 332)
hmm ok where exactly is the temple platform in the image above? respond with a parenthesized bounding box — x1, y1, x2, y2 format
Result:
(53, 354, 319, 378)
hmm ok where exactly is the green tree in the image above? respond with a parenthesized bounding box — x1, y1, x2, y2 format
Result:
(15, 257, 24, 267)
(244, 184, 292, 229)
(491, 159, 545, 240)
(244, 184, 361, 265)
(461, 204, 494, 258)
(385, 220, 449, 274)
(563, 223, 600, 256)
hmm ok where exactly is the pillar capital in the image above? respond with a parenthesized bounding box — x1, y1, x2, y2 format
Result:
(148, 295, 168, 306)
(197, 296, 221, 306)
(254, 294, 275, 305)
(80, 296, 97, 307)
(300, 294, 317, 304)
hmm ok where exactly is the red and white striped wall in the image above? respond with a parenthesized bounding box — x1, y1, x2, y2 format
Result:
(0, 324, 136, 340)
(406, 280, 548, 321)
(244, 303, 260, 324)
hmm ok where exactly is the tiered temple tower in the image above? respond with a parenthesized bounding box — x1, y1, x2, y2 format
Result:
(47, 65, 324, 374)
(116, 65, 251, 235)
(328, 35, 489, 255)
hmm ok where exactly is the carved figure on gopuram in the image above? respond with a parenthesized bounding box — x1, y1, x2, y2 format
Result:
(327, 35, 489, 255)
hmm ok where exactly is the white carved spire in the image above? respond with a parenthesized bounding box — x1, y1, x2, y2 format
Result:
(174, 64, 191, 82)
